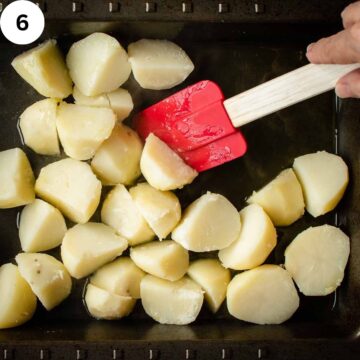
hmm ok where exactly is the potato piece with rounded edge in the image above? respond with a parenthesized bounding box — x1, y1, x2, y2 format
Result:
(90, 257, 145, 299)
(85, 283, 136, 320)
(19, 99, 60, 155)
(16, 253, 72, 311)
(61, 222, 128, 279)
(129, 183, 181, 239)
(101, 185, 154, 246)
(91, 124, 142, 185)
(247, 168, 305, 226)
(130, 240, 189, 281)
(0, 263, 37, 329)
(187, 259, 230, 313)
(227, 265, 299, 325)
(141, 133, 198, 191)
(19, 199, 67, 253)
(11, 40, 72, 99)
(285, 225, 350, 296)
(128, 39, 194, 90)
(0, 148, 35, 209)
(35, 158, 101, 224)
(66, 33, 131, 96)
(140, 275, 203, 325)
(218, 204, 277, 270)
(293, 151, 348, 217)
(172, 192, 240, 252)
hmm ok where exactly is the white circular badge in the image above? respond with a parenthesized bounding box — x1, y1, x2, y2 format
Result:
(0, 0, 45, 45)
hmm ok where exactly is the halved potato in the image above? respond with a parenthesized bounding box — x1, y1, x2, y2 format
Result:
(218, 204, 277, 270)
(140, 275, 203, 325)
(129, 183, 181, 239)
(130, 240, 189, 281)
(61, 222, 128, 279)
(247, 168, 305, 226)
(11, 39, 72, 99)
(293, 151, 348, 217)
(227, 265, 299, 324)
(16, 253, 72, 311)
(19, 199, 67, 252)
(128, 39, 194, 90)
(35, 158, 101, 223)
(0, 148, 35, 208)
(66, 33, 131, 96)
(172, 192, 240, 252)
(187, 259, 230, 313)
(285, 225, 350, 296)
(19, 99, 60, 155)
(140, 133, 198, 191)
(0, 263, 37, 329)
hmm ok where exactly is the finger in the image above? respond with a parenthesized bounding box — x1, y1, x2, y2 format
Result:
(336, 68, 360, 98)
(342, 1, 360, 29)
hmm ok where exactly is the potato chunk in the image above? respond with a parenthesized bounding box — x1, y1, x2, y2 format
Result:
(16, 253, 72, 311)
(19, 199, 67, 252)
(218, 204, 277, 270)
(247, 169, 305, 226)
(61, 222, 128, 279)
(227, 265, 299, 324)
(129, 183, 181, 239)
(35, 158, 101, 223)
(90, 257, 145, 299)
(140, 133, 198, 191)
(101, 185, 154, 246)
(19, 99, 60, 155)
(140, 275, 203, 325)
(91, 124, 142, 185)
(0, 264, 37, 329)
(187, 259, 230, 313)
(11, 40, 72, 99)
(172, 192, 240, 252)
(56, 103, 116, 161)
(285, 225, 350, 296)
(128, 39, 194, 90)
(66, 33, 131, 96)
(0, 148, 35, 208)
(293, 151, 348, 217)
(130, 240, 189, 281)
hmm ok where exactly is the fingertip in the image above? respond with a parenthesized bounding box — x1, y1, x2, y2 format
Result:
(335, 83, 351, 98)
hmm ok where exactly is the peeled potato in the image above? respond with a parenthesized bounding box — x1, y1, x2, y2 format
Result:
(61, 222, 128, 279)
(227, 265, 299, 325)
(130, 240, 189, 281)
(129, 183, 181, 239)
(128, 39, 194, 90)
(73, 86, 109, 107)
(218, 204, 277, 270)
(11, 40, 72, 99)
(16, 253, 72, 311)
(293, 151, 348, 217)
(172, 192, 240, 252)
(247, 169, 305, 226)
(19, 199, 67, 253)
(285, 225, 350, 296)
(35, 158, 101, 223)
(85, 283, 136, 320)
(0, 148, 35, 208)
(0, 263, 37, 329)
(101, 184, 154, 246)
(66, 33, 131, 96)
(56, 103, 116, 161)
(140, 133, 198, 191)
(140, 275, 203, 325)
(19, 99, 60, 155)
(91, 124, 142, 185)
(187, 259, 230, 313)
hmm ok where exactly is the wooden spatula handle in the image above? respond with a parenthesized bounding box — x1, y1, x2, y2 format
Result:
(224, 63, 360, 128)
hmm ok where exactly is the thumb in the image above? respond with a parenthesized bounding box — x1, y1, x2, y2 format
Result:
(335, 69, 360, 98)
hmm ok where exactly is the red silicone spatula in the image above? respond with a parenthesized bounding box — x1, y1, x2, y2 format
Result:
(134, 63, 360, 172)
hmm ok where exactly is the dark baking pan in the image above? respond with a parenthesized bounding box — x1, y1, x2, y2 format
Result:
(0, 0, 359, 359)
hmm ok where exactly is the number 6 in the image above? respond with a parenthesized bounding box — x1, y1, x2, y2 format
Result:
(17, 14, 29, 31)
